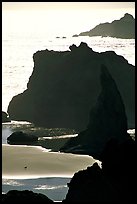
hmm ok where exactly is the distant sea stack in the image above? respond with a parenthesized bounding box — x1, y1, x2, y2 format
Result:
(7, 42, 135, 130)
(73, 13, 135, 39)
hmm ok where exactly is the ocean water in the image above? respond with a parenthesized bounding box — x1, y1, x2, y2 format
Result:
(2, 177, 70, 201)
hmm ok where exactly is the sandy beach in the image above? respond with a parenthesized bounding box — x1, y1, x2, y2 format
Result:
(2, 144, 101, 179)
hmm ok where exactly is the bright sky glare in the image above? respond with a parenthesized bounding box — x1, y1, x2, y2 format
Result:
(2, 2, 135, 37)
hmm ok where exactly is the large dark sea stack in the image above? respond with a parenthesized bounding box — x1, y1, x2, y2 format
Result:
(60, 65, 131, 159)
(62, 138, 135, 202)
(7, 42, 135, 130)
(73, 13, 135, 39)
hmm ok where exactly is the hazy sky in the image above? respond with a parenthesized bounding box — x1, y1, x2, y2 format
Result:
(2, 2, 135, 11)
(2, 2, 135, 37)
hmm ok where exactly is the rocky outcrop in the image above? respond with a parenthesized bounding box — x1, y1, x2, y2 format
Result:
(73, 13, 135, 39)
(60, 65, 131, 159)
(2, 111, 11, 123)
(7, 42, 135, 130)
(62, 138, 135, 202)
(2, 190, 53, 203)
(7, 131, 38, 145)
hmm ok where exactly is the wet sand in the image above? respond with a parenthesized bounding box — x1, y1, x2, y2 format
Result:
(2, 144, 101, 179)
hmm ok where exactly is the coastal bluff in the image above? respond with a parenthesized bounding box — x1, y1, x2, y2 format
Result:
(7, 42, 135, 131)
(73, 13, 135, 39)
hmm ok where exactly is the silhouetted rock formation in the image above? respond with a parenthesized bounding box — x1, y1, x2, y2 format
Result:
(62, 138, 135, 202)
(60, 65, 131, 159)
(7, 131, 38, 145)
(2, 111, 11, 122)
(2, 190, 53, 203)
(73, 13, 135, 39)
(7, 42, 135, 130)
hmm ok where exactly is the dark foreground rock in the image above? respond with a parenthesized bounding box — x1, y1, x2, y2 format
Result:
(62, 138, 135, 202)
(60, 65, 130, 159)
(73, 13, 135, 39)
(2, 190, 54, 203)
(2, 111, 11, 122)
(7, 42, 135, 130)
(7, 131, 38, 145)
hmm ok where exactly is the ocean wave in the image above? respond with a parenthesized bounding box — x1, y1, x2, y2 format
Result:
(39, 134, 78, 140)
(34, 184, 67, 190)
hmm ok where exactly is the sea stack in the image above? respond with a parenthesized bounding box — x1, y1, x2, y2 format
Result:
(7, 43, 135, 130)
(60, 65, 131, 159)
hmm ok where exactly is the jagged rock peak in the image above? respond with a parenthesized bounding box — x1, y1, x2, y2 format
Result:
(69, 42, 93, 52)
(88, 64, 128, 137)
(60, 64, 129, 158)
(121, 13, 134, 21)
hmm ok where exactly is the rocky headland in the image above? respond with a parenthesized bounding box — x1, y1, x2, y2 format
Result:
(73, 13, 135, 39)
(7, 42, 135, 131)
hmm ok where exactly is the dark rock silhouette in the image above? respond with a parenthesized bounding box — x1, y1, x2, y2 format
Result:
(7, 42, 135, 130)
(56, 36, 66, 39)
(2, 111, 11, 122)
(7, 131, 38, 145)
(73, 13, 135, 39)
(60, 65, 131, 159)
(2, 190, 54, 203)
(62, 138, 135, 202)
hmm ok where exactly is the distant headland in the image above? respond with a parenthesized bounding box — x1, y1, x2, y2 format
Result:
(73, 13, 135, 39)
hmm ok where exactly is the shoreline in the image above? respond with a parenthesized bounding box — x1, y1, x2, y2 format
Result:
(2, 144, 101, 179)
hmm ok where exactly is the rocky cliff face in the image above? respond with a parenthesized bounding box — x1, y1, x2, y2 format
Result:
(7, 42, 135, 130)
(60, 65, 130, 159)
(73, 13, 135, 39)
